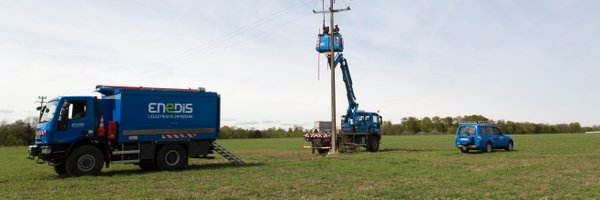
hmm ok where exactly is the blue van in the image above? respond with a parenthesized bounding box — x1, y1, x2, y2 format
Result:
(454, 122, 514, 153)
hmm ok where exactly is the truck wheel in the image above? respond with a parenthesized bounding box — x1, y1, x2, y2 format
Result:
(505, 141, 514, 152)
(317, 149, 329, 155)
(367, 135, 380, 152)
(156, 145, 187, 171)
(53, 163, 67, 176)
(485, 142, 493, 153)
(65, 145, 104, 177)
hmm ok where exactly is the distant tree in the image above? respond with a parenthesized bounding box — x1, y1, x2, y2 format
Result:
(419, 117, 433, 134)
(461, 115, 489, 122)
(401, 117, 420, 134)
(431, 116, 445, 134)
(381, 121, 393, 135)
(556, 124, 570, 133)
(443, 117, 455, 134)
(568, 122, 582, 133)
(220, 126, 233, 139)
(521, 122, 536, 134)
(0, 120, 34, 146)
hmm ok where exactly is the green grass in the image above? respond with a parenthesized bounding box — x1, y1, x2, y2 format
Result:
(1, 134, 600, 199)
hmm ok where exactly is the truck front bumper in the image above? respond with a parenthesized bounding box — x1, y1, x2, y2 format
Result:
(28, 145, 53, 159)
(27, 145, 39, 158)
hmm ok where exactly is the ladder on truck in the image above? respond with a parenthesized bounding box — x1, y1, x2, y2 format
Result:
(111, 143, 141, 164)
(212, 142, 245, 165)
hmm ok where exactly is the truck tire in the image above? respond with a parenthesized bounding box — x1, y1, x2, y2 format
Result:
(53, 163, 67, 176)
(317, 149, 329, 155)
(367, 135, 380, 152)
(65, 145, 104, 177)
(156, 145, 187, 171)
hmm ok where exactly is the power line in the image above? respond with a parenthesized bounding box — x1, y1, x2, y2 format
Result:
(147, 10, 313, 75)
(115, 1, 312, 82)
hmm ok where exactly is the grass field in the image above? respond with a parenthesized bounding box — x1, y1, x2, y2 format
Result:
(1, 134, 600, 199)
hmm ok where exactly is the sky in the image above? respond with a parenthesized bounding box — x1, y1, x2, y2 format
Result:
(1, 0, 599, 129)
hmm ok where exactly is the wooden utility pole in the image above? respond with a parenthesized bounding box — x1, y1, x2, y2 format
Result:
(36, 96, 47, 108)
(328, 0, 337, 155)
(314, 1, 350, 155)
(36, 96, 47, 120)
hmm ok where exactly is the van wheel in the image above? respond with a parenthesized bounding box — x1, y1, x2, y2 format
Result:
(53, 163, 67, 176)
(506, 141, 514, 152)
(65, 145, 104, 177)
(156, 145, 187, 171)
(485, 142, 493, 153)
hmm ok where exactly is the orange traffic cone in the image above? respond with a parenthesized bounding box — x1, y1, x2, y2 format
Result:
(97, 115, 106, 137)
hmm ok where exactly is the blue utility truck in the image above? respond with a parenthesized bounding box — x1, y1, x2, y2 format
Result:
(454, 122, 514, 153)
(304, 25, 383, 153)
(28, 85, 222, 176)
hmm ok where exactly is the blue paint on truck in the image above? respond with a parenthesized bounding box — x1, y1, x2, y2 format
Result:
(29, 85, 220, 176)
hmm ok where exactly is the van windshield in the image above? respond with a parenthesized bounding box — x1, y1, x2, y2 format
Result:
(40, 101, 58, 123)
(458, 126, 476, 135)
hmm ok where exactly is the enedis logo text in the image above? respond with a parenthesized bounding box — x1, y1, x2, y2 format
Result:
(148, 103, 193, 114)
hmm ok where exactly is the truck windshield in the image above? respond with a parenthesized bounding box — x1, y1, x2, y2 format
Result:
(458, 126, 476, 135)
(39, 101, 58, 123)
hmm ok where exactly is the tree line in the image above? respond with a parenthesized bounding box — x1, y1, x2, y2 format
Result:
(0, 118, 36, 146)
(381, 114, 598, 135)
(1, 115, 599, 146)
(219, 125, 305, 139)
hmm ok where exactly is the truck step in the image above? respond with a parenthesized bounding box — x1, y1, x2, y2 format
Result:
(111, 159, 140, 164)
(212, 142, 245, 165)
(112, 150, 140, 155)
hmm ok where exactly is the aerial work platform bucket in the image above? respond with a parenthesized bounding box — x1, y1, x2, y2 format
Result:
(316, 33, 344, 53)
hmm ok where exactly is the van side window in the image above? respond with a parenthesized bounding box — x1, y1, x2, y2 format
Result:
(485, 127, 494, 135)
(492, 127, 502, 134)
(479, 127, 488, 134)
